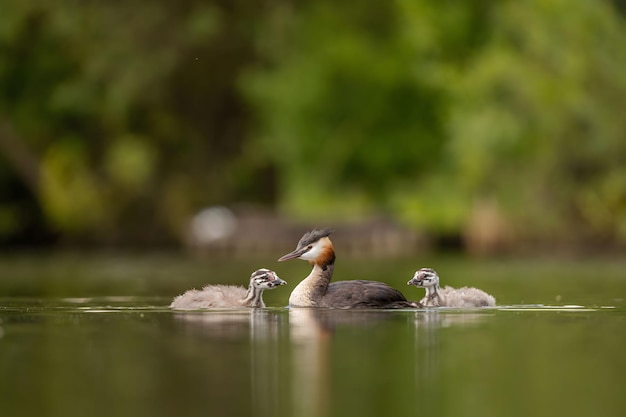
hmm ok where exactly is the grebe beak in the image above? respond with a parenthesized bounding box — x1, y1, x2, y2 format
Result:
(277, 247, 308, 262)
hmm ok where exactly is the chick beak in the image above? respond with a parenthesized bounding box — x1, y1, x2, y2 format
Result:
(407, 277, 422, 286)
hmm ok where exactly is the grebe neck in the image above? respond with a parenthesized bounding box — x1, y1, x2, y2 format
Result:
(243, 284, 265, 308)
(423, 283, 442, 305)
(288, 262, 334, 307)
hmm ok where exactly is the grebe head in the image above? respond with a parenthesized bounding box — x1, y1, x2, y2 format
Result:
(407, 268, 439, 288)
(250, 269, 287, 289)
(277, 228, 335, 264)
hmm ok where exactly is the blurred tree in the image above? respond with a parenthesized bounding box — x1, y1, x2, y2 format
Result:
(1, 0, 625, 250)
(441, 0, 626, 246)
(246, 0, 626, 248)
(244, 1, 448, 220)
(0, 0, 275, 245)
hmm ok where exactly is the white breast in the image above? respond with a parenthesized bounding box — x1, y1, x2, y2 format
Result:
(289, 279, 316, 307)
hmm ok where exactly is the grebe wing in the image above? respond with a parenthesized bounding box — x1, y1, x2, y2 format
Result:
(324, 280, 410, 308)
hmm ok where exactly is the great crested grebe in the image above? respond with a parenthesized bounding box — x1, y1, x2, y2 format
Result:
(407, 267, 496, 308)
(278, 228, 420, 309)
(170, 268, 286, 310)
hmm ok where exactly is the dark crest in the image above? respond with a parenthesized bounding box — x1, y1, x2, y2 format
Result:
(297, 228, 334, 248)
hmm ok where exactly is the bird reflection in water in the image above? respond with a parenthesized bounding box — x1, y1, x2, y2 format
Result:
(288, 308, 492, 417)
(173, 309, 254, 339)
(172, 309, 290, 417)
(249, 309, 290, 417)
(288, 308, 398, 417)
(411, 309, 492, 412)
(288, 308, 332, 417)
(173, 307, 492, 417)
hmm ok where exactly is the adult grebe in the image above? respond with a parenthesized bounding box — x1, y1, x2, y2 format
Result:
(278, 228, 420, 309)
(407, 267, 496, 307)
(170, 269, 286, 310)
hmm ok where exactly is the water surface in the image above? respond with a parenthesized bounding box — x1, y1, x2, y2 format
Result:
(0, 254, 625, 417)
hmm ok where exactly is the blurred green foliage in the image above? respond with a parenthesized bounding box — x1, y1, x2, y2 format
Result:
(1, 0, 625, 249)
(0, 0, 270, 244)
(246, 0, 626, 246)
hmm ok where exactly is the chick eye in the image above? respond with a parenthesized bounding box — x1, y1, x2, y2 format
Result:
(307, 245, 313, 250)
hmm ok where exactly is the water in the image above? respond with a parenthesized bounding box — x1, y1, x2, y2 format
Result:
(0, 253, 625, 417)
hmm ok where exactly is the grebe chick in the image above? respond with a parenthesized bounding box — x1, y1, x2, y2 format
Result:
(407, 267, 495, 308)
(279, 229, 420, 309)
(170, 269, 286, 310)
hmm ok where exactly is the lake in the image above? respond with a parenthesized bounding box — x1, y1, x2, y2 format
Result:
(0, 252, 625, 417)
